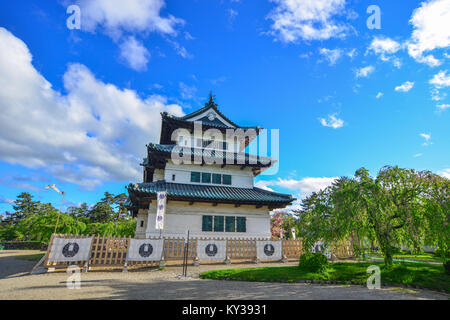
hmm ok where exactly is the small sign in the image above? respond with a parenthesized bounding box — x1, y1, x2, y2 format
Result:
(155, 191, 167, 230)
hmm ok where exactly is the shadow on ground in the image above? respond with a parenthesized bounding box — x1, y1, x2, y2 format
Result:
(14, 277, 447, 300)
(0, 251, 39, 279)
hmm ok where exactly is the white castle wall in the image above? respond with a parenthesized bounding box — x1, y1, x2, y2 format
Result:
(162, 162, 255, 188)
(135, 201, 271, 239)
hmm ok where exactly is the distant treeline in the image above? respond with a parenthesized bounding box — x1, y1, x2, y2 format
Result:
(0, 192, 135, 243)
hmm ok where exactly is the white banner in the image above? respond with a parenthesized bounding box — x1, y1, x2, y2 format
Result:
(313, 241, 331, 259)
(48, 237, 93, 262)
(257, 240, 282, 260)
(155, 191, 167, 230)
(126, 239, 164, 262)
(197, 240, 227, 261)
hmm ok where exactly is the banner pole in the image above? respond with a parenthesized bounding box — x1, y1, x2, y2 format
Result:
(182, 230, 189, 277)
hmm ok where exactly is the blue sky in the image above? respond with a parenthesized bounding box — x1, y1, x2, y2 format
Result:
(0, 0, 449, 213)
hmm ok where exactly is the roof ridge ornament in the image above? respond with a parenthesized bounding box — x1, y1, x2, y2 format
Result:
(205, 90, 218, 109)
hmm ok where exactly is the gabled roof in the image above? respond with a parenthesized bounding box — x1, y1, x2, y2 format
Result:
(126, 181, 295, 210)
(176, 92, 260, 130)
(159, 94, 261, 148)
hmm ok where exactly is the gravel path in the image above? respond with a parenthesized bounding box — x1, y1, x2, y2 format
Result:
(0, 250, 448, 300)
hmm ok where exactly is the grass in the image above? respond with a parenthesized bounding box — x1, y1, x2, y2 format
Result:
(15, 253, 45, 262)
(200, 262, 450, 293)
(366, 252, 442, 263)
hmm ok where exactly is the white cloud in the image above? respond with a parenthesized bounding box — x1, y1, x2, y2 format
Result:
(71, 0, 184, 70)
(438, 169, 450, 179)
(255, 180, 275, 192)
(318, 48, 343, 65)
(262, 177, 338, 199)
(318, 114, 344, 129)
(429, 70, 450, 101)
(395, 81, 415, 92)
(369, 36, 401, 55)
(420, 133, 433, 146)
(437, 104, 450, 110)
(267, 0, 351, 43)
(0, 27, 184, 189)
(355, 65, 375, 78)
(75, 0, 183, 37)
(0, 196, 15, 205)
(119, 36, 150, 71)
(429, 70, 450, 88)
(413, 153, 423, 158)
(347, 48, 357, 59)
(407, 0, 450, 66)
(179, 82, 197, 100)
(367, 36, 403, 68)
(376, 92, 383, 99)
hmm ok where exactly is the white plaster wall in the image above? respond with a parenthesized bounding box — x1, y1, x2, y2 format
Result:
(153, 169, 165, 181)
(163, 162, 254, 188)
(135, 201, 271, 239)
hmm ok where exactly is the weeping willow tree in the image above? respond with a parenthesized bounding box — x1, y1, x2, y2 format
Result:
(298, 166, 449, 267)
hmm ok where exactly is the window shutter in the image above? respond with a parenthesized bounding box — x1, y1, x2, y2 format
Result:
(191, 172, 201, 183)
(202, 216, 213, 232)
(225, 216, 236, 232)
(222, 175, 232, 185)
(201, 172, 212, 183)
(214, 216, 224, 232)
(212, 173, 222, 184)
(236, 217, 246, 233)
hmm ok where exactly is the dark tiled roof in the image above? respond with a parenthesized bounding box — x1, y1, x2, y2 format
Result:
(145, 144, 274, 168)
(126, 181, 294, 206)
(161, 112, 259, 131)
(177, 98, 259, 129)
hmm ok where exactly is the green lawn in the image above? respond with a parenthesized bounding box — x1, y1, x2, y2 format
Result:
(366, 252, 442, 263)
(200, 262, 450, 293)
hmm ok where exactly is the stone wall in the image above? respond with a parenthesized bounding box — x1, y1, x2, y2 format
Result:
(0, 241, 48, 251)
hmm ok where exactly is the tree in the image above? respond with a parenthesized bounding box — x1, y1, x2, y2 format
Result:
(270, 211, 298, 239)
(270, 211, 285, 238)
(422, 172, 450, 261)
(298, 166, 449, 267)
(9, 192, 40, 225)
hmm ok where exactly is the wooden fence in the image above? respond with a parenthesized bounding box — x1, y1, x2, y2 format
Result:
(43, 234, 353, 271)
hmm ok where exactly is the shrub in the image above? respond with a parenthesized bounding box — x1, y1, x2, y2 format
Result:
(435, 249, 450, 259)
(299, 252, 329, 273)
(444, 261, 450, 275)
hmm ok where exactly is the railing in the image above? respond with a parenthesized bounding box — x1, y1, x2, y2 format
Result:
(43, 234, 353, 271)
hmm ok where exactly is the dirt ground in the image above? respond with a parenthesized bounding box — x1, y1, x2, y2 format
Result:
(0, 250, 448, 300)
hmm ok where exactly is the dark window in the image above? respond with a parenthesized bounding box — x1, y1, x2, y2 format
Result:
(202, 216, 213, 232)
(201, 172, 211, 183)
(202, 140, 213, 148)
(236, 217, 246, 233)
(223, 142, 228, 150)
(212, 173, 222, 184)
(191, 172, 201, 183)
(140, 220, 144, 228)
(225, 216, 236, 232)
(213, 216, 224, 232)
(222, 175, 232, 185)
(172, 174, 176, 181)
